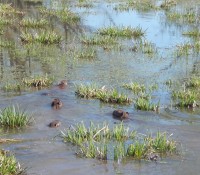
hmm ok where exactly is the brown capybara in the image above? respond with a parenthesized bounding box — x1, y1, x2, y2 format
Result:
(112, 109, 129, 119)
(48, 120, 61, 128)
(58, 80, 67, 89)
(51, 98, 63, 109)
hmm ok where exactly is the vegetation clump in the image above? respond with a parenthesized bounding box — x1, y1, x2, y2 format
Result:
(175, 43, 192, 57)
(75, 84, 132, 104)
(81, 35, 117, 46)
(114, 0, 157, 12)
(74, 49, 97, 59)
(160, 0, 176, 9)
(123, 82, 146, 94)
(20, 30, 62, 44)
(0, 150, 24, 175)
(134, 95, 159, 111)
(182, 29, 200, 38)
(2, 82, 22, 92)
(39, 7, 80, 24)
(166, 10, 196, 24)
(20, 18, 49, 28)
(98, 26, 145, 38)
(0, 105, 32, 128)
(61, 122, 178, 161)
(172, 90, 198, 108)
(22, 75, 54, 87)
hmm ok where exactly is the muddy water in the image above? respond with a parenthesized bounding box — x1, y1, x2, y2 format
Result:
(1, 0, 200, 175)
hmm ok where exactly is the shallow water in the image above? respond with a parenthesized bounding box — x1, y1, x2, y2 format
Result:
(0, 0, 200, 174)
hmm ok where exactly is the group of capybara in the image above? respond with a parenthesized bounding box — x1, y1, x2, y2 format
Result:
(48, 80, 129, 128)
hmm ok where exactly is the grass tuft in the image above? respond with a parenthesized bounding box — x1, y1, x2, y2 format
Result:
(20, 31, 62, 44)
(0, 150, 24, 175)
(20, 18, 49, 28)
(135, 95, 159, 111)
(172, 90, 198, 108)
(98, 26, 145, 38)
(75, 84, 132, 104)
(0, 105, 32, 128)
(123, 82, 146, 94)
(22, 75, 54, 87)
(61, 122, 178, 161)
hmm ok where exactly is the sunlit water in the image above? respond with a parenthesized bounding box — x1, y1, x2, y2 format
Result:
(0, 0, 200, 175)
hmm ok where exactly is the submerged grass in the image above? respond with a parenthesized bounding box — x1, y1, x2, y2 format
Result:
(0, 105, 32, 128)
(98, 26, 145, 38)
(62, 122, 178, 161)
(0, 150, 24, 175)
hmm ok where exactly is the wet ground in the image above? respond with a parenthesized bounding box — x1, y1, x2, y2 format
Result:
(0, 0, 200, 174)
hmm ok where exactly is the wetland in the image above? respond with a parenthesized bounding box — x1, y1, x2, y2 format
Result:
(0, 0, 200, 174)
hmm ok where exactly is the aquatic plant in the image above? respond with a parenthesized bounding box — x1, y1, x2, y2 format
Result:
(0, 105, 31, 128)
(55, 8, 80, 24)
(35, 30, 62, 44)
(160, 0, 176, 9)
(0, 40, 14, 48)
(75, 49, 97, 59)
(0, 150, 24, 175)
(20, 18, 48, 28)
(20, 31, 62, 44)
(0, 17, 12, 26)
(81, 35, 117, 45)
(98, 26, 145, 38)
(114, 142, 126, 161)
(20, 32, 34, 43)
(123, 82, 146, 94)
(127, 141, 146, 159)
(167, 9, 196, 24)
(75, 84, 132, 104)
(145, 132, 177, 153)
(112, 122, 135, 141)
(172, 89, 198, 108)
(187, 76, 200, 88)
(194, 41, 200, 53)
(175, 43, 192, 57)
(75, 84, 99, 98)
(61, 122, 178, 161)
(0, 3, 23, 15)
(135, 95, 159, 111)
(96, 88, 132, 104)
(2, 82, 22, 92)
(140, 40, 157, 54)
(75, 1, 93, 8)
(183, 29, 200, 38)
(114, 0, 157, 12)
(22, 74, 54, 87)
